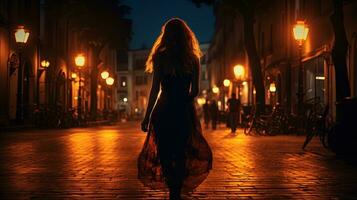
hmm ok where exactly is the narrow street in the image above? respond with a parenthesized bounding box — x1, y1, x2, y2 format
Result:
(0, 122, 356, 199)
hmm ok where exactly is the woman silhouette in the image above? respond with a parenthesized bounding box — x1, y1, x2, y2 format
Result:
(138, 18, 213, 199)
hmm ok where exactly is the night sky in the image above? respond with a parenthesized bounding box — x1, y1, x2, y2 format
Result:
(124, 0, 214, 49)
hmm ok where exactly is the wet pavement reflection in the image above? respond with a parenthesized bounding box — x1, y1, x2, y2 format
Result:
(0, 122, 356, 199)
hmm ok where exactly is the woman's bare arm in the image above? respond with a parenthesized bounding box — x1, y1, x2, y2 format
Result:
(190, 58, 201, 99)
(141, 70, 160, 131)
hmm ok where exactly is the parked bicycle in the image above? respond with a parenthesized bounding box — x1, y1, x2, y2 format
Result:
(302, 101, 333, 149)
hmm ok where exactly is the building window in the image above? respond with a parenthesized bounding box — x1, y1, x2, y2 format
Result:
(117, 50, 128, 71)
(120, 76, 127, 87)
(134, 54, 146, 70)
(135, 75, 148, 85)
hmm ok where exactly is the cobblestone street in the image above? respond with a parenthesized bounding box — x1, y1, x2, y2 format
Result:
(0, 122, 356, 199)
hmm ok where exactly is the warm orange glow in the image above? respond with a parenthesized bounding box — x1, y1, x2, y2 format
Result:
(197, 97, 206, 105)
(40, 60, 50, 68)
(14, 26, 30, 44)
(212, 86, 219, 94)
(145, 18, 202, 73)
(223, 79, 231, 87)
(75, 54, 85, 67)
(269, 83, 276, 93)
(293, 20, 309, 45)
(71, 73, 77, 79)
(101, 71, 109, 80)
(106, 77, 114, 86)
(233, 64, 245, 80)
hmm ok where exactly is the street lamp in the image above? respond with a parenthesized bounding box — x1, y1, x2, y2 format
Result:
(101, 71, 111, 113)
(101, 70, 109, 80)
(75, 54, 85, 119)
(223, 79, 231, 87)
(223, 79, 231, 110)
(293, 20, 309, 114)
(233, 64, 245, 101)
(269, 83, 276, 93)
(37, 59, 50, 106)
(71, 72, 78, 79)
(105, 77, 114, 111)
(212, 86, 219, 94)
(14, 26, 30, 44)
(106, 77, 114, 86)
(269, 82, 277, 106)
(14, 26, 30, 123)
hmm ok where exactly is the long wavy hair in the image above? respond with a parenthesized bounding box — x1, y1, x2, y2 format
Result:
(145, 18, 202, 74)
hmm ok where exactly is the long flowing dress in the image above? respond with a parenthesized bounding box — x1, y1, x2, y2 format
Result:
(137, 71, 213, 191)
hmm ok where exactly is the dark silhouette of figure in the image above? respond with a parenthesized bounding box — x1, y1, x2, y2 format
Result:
(202, 99, 210, 129)
(138, 18, 212, 200)
(209, 100, 219, 130)
(227, 93, 241, 133)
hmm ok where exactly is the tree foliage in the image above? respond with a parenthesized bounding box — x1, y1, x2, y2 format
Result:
(47, 0, 132, 51)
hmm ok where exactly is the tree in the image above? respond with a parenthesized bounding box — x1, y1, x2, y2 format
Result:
(330, 0, 351, 102)
(192, 0, 266, 114)
(48, 0, 132, 119)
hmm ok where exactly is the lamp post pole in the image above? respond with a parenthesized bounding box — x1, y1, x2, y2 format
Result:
(14, 26, 30, 123)
(78, 69, 82, 118)
(37, 60, 50, 107)
(16, 51, 23, 122)
(293, 20, 309, 115)
(297, 45, 304, 114)
(75, 54, 85, 120)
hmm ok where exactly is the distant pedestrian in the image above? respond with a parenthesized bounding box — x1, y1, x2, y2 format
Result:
(210, 100, 219, 130)
(203, 99, 210, 129)
(227, 93, 241, 133)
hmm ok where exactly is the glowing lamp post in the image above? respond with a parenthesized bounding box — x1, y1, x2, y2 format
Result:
(223, 79, 231, 87)
(75, 54, 85, 118)
(14, 26, 30, 44)
(233, 64, 245, 100)
(101, 70, 110, 112)
(293, 20, 309, 114)
(223, 79, 231, 110)
(101, 71, 109, 80)
(15, 26, 30, 123)
(71, 72, 78, 79)
(212, 86, 219, 94)
(105, 77, 114, 111)
(36, 59, 50, 106)
(269, 83, 276, 93)
(269, 83, 277, 106)
(106, 77, 114, 86)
